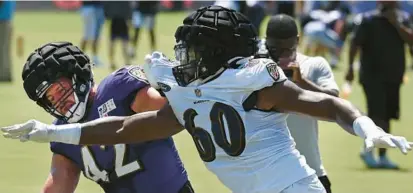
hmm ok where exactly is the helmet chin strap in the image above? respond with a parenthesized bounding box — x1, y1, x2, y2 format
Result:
(65, 80, 92, 123)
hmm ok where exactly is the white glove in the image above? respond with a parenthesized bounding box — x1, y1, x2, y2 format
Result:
(143, 55, 159, 89)
(142, 51, 170, 90)
(353, 116, 412, 154)
(2, 120, 81, 144)
(364, 132, 413, 155)
(1, 119, 52, 143)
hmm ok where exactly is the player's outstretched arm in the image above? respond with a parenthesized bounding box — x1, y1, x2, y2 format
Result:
(79, 103, 184, 145)
(258, 80, 358, 132)
(256, 80, 412, 154)
(1, 104, 184, 145)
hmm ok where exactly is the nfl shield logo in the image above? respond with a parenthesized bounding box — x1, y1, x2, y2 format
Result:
(194, 88, 202, 97)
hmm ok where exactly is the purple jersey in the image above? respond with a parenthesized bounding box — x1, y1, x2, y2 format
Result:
(50, 66, 188, 193)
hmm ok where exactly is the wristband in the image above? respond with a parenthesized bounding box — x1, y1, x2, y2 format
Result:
(49, 123, 82, 144)
(352, 116, 382, 139)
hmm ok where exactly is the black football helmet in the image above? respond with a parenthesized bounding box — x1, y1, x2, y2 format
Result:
(173, 5, 258, 86)
(22, 42, 94, 123)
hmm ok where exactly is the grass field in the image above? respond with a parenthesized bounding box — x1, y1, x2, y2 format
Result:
(0, 11, 413, 193)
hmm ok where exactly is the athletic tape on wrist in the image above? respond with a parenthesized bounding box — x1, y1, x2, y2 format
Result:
(352, 116, 379, 139)
(49, 123, 82, 144)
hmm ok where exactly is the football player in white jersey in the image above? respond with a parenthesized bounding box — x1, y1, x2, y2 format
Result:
(2, 6, 412, 193)
(262, 14, 340, 193)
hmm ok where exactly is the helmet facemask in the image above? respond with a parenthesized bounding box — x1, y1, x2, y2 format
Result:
(37, 75, 91, 123)
(173, 41, 209, 87)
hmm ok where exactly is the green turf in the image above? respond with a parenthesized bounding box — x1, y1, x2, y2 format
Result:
(0, 11, 412, 193)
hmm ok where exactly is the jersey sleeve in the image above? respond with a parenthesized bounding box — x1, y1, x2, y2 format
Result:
(101, 66, 151, 101)
(310, 57, 339, 92)
(124, 66, 150, 89)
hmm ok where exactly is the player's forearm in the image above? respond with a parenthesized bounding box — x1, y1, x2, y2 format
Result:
(272, 81, 382, 138)
(393, 23, 413, 46)
(42, 172, 79, 193)
(79, 116, 129, 145)
(327, 97, 362, 135)
(348, 41, 358, 69)
(49, 109, 184, 145)
(42, 184, 76, 193)
(296, 78, 339, 97)
(328, 97, 385, 138)
(334, 20, 345, 36)
(290, 86, 377, 137)
(42, 181, 75, 193)
(79, 110, 183, 145)
(46, 116, 128, 145)
(116, 110, 184, 144)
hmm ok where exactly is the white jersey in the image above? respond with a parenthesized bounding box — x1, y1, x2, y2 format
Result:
(145, 52, 315, 193)
(287, 53, 339, 177)
(304, 10, 343, 35)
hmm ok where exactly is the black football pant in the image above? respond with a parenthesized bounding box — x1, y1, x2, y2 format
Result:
(319, 175, 332, 193)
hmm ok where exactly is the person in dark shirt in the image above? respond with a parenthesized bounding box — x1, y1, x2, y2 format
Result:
(243, 1, 266, 36)
(275, 1, 295, 17)
(103, 1, 132, 70)
(80, 1, 104, 66)
(346, 1, 413, 169)
(129, 1, 160, 60)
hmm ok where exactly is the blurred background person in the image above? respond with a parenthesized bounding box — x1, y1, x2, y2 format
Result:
(0, 0, 16, 82)
(263, 14, 339, 193)
(104, 1, 132, 70)
(398, 1, 413, 70)
(349, 1, 376, 15)
(274, 1, 295, 17)
(300, 1, 351, 69)
(346, 1, 413, 169)
(129, 1, 160, 60)
(80, 0, 104, 67)
(243, 0, 266, 36)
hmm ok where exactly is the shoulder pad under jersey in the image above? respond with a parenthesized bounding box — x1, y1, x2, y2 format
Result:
(206, 58, 287, 91)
